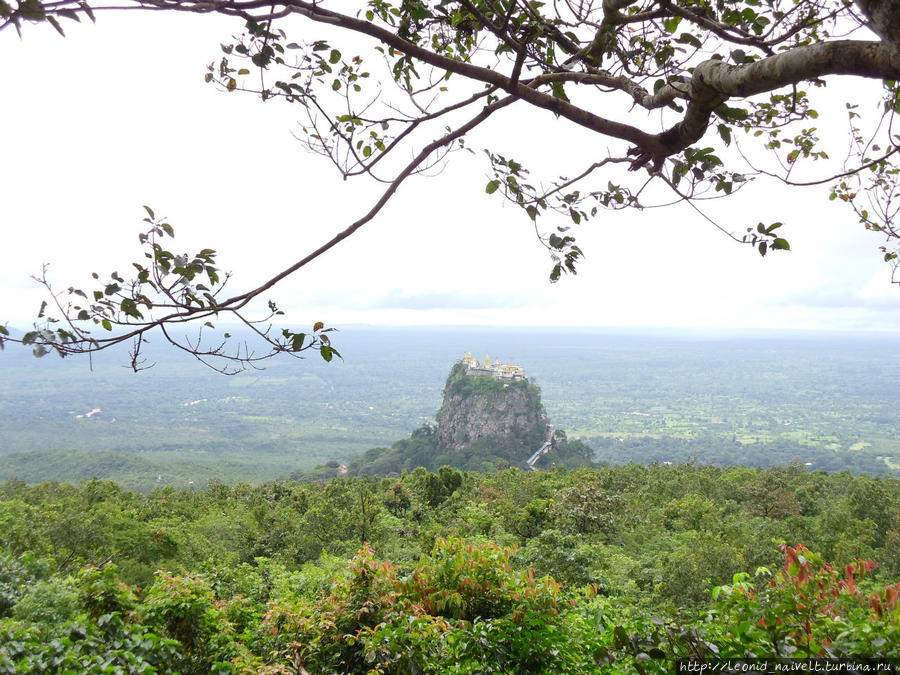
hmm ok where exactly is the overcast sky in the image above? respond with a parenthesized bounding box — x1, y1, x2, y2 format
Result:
(3, 12, 899, 334)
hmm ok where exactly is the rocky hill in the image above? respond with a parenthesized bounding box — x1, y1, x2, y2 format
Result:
(317, 358, 594, 476)
(435, 362, 546, 454)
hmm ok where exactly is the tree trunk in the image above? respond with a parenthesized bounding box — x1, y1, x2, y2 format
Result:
(855, 1, 900, 54)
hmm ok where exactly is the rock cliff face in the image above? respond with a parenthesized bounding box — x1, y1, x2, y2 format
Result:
(435, 363, 546, 455)
(343, 360, 594, 475)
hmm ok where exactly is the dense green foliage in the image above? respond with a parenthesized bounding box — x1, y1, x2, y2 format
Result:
(333, 425, 594, 476)
(1, 463, 898, 671)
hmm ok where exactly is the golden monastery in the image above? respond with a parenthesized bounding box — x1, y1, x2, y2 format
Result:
(459, 352, 527, 380)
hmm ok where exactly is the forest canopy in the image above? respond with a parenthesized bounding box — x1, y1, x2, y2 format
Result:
(1, 465, 899, 671)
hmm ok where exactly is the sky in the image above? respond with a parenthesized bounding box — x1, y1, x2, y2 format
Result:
(2, 11, 900, 335)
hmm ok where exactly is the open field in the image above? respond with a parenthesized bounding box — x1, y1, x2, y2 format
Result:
(2, 326, 899, 487)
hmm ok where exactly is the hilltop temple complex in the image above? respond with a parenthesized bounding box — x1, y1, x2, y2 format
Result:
(459, 352, 527, 381)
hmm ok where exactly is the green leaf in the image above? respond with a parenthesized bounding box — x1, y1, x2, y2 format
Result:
(717, 124, 732, 146)
(46, 15, 65, 36)
(677, 32, 702, 48)
(80, 2, 95, 22)
(551, 81, 569, 102)
(329, 49, 342, 64)
(485, 180, 500, 194)
(715, 105, 749, 121)
(613, 626, 630, 650)
(18, 0, 44, 20)
(663, 16, 680, 33)
(101, 318, 112, 331)
(143, 205, 155, 220)
(320, 345, 334, 362)
(121, 298, 143, 319)
(772, 238, 790, 251)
